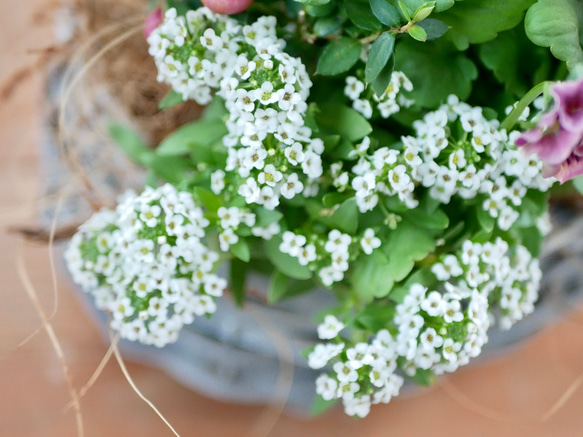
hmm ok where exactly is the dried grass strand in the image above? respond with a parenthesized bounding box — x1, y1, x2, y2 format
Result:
(16, 242, 84, 437)
(246, 302, 295, 437)
(63, 334, 119, 412)
(57, 24, 143, 211)
(111, 336, 181, 437)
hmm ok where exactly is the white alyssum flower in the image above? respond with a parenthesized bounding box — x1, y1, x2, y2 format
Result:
(65, 184, 225, 347)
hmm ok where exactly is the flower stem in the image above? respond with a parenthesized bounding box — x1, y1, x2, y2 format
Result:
(500, 81, 552, 132)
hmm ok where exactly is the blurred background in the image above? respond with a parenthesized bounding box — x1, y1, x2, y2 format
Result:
(3, 1, 583, 436)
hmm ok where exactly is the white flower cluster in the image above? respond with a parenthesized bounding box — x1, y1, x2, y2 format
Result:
(345, 96, 555, 230)
(65, 184, 226, 347)
(217, 206, 256, 251)
(310, 234, 543, 416)
(279, 228, 381, 287)
(310, 282, 489, 417)
(149, 7, 320, 210)
(310, 315, 404, 418)
(432, 238, 542, 330)
(344, 72, 414, 119)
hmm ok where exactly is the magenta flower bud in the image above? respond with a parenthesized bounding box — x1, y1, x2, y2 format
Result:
(144, 7, 163, 39)
(516, 78, 583, 183)
(201, 0, 254, 15)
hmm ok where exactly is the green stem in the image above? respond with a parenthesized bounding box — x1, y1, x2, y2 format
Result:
(500, 81, 552, 132)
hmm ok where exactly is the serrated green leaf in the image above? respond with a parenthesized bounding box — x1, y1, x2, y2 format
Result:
(316, 37, 362, 76)
(264, 237, 312, 280)
(395, 37, 477, 107)
(418, 18, 449, 40)
(370, 0, 401, 27)
(315, 103, 372, 141)
(230, 258, 247, 306)
(109, 122, 150, 164)
(525, 0, 583, 70)
(231, 239, 251, 262)
(407, 24, 428, 41)
(365, 32, 396, 83)
(437, 0, 535, 50)
(157, 118, 227, 157)
(159, 89, 184, 110)
(345, 0, 384, 31)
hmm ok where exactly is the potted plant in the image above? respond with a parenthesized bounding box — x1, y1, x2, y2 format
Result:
(60, 0, 583, 418)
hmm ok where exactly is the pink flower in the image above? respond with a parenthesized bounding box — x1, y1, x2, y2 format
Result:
(144, 7, 163, 39)
(516, 79, 583, 183)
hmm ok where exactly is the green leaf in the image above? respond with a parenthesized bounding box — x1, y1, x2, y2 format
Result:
(371, 55, 395, 97)
(267, 271, 314, 303)
(109, 123, 150, 164)
(365, 33, 396, 83)
(159, 90, 184, 110)
(310, 395, 338, 417)
(316, 37, 362, 76)
(296, 0, 331, 5)
(407, 24, 428, 41)
(157, 118, 228, 157)
(412, 1, 436, 23)
(230, 258, 247, 306)
(382, 220, 435, 274)
(140, 155, 190, 184)
(418, 18, 449, 40)
(395, 37, 477, 107)
(403, 206, 449, 230)
(344, 0, 384, 31)
(525, 0, 583, 70)
(351, 250, 395, 302)
(201, 96, 227, 120)
(329, 197, 359, 234)
(476, 206, 495, 233)
(478, 27, 552, 97)
(573, 174, 583, 194)
(399, 0, 455, 14)
(314, 16, 344, 37)
(370, 0, 401, 27)
(193, 187, 222, 213)
(437, 0, 536, 50)
(264, 237, 312, 280)
(353, 303, 395, 331)
(315, 103, 372, 141)
(255, 208, 284, 227)
(410, 368, 436, 386)
(231, 239, 251, 262)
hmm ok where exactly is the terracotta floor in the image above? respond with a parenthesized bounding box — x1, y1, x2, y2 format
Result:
(3, 2, 583, 436)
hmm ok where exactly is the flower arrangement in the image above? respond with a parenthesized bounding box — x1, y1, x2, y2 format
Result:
(64, 0, 583, 418)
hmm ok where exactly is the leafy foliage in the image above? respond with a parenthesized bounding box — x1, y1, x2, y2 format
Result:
(525, 0, 583, 70)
